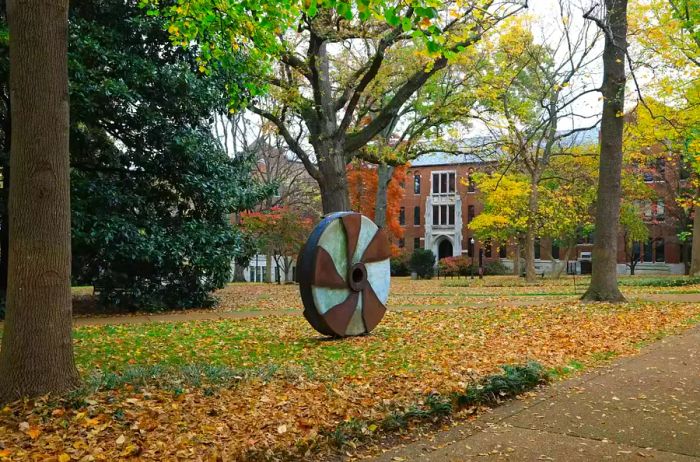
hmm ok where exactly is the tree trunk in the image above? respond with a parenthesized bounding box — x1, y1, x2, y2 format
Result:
(0, 159, 9, 300)
(318, 144, 350, 214)
(690, 203, 700, 277)
(513, 241, 521, 276)
(0, 0, 80, 402)
(581, 0, 628, 303)
(524, 179, 539, 283)
(232, 264, 246, 282)
(374, 163, 393, 228)
(553, 246, 572, 279)
(265, 252, 272, 283)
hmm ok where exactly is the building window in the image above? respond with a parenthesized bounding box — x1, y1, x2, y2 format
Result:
(534, 238, 541, 260)
(467, 205, 475, 223)
(399, 207, 405, 225)
(552, 243, 560, 260)
(485, 241, 492, 258)
(414, 206, 420, 225)
(499, 245, 507, 258)
(656, 199, 665, 221)
(643, 238, 653, 262)
(398, 238, 405, 248)
(413, 237, 421, 250)
(432, 204, 455, 226)
(655, 238, 665, 262)
(432, 172, 456, 195)
(414, 173, 421, 194)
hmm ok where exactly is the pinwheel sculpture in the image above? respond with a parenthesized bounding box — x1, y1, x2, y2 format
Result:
(297, 212, 391, 337)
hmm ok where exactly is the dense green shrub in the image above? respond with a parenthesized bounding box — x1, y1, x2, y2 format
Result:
(410, 249, 436, 279)
(390, 251, 411, 277)
(437, 257, 509, 277)
(485, 260, 509, 275)
(455, 362, 548, 407)
(66, 0, 273, 311)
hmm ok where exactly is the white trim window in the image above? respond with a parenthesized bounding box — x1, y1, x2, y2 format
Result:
(432, 204, 455, 227)
(432, 171, 456, 195)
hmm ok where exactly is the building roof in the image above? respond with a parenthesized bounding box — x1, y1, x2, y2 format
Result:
(408, 127, 600, 167)
(409, 152, 486, 167)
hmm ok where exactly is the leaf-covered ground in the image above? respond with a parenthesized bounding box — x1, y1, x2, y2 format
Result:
(211, 276, 700, 312)
(1, 278, 700, 460)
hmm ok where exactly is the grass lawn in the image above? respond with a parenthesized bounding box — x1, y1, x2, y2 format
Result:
(1, 277, 700, 460)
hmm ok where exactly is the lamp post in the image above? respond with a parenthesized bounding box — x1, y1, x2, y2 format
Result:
(470, 238, 475, 279)
(478, 247, 484, 279)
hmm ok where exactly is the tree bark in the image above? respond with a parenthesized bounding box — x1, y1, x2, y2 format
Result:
(318, 144, 351, 213)
(690, 203, 700, 276)
(553, 246, 572, 279)
(581, 0, 628, 303)
(513, 240, 522, 276)
(524, 178, 539, 283)
(374, 163, 393, 228)
(0, 0, 80, 402)
(232, 264, 246, 282)
(265, 252, 272, 283)
(0, 159, 9, 300)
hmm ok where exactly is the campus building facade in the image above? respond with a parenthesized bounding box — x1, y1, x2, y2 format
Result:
(397, 152, 687, 275)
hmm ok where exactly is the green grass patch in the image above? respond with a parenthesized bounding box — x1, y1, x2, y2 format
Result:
(619, 277, 700, 287)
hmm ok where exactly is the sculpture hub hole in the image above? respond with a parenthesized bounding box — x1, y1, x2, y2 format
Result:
(352, 267, 364, 284)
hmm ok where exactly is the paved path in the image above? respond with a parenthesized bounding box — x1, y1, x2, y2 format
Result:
(370, 324, 700, 461)
(62, 292, 700, 327)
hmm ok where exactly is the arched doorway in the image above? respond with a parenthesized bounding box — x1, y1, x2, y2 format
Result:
(438, 238, 453, 260)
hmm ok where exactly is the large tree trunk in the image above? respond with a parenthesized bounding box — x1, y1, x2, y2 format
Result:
(318, 145, 350, 214)
(690, 203, 700, 276)
(265, 252, 273, 283)
(0, 159, 9, 301)
(581, 0, 628, 303)
(513, 240, 522, 276)
(553, 246, 572, 279)
(232, 264, 246, 282)
(524, 179, 539, 283)
(374, 163, 393, 228)
(0, 0, 80, 402)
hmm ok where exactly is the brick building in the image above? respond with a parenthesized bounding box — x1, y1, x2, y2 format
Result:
(397, 151, 687, 275)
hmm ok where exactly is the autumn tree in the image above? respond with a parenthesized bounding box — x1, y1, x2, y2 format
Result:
(581, 0, 629, 302)
(620, 202, 650, 275)
(241, 207, 316, 283)
(629, 0, 700, 275)
(0, 0, 80, 401)
(474, 5, 602, 282)
(347, 160, 406, 252)
(469, 156, 597, 277)
(157, 0, 526, 214)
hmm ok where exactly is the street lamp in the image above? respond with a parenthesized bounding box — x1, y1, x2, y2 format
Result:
(470, 238, 475, 279)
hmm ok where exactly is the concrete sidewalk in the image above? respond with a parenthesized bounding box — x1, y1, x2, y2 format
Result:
(372, 324, 700, 461)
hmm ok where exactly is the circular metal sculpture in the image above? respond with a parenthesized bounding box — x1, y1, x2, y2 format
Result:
(298, 212, 391, 337)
